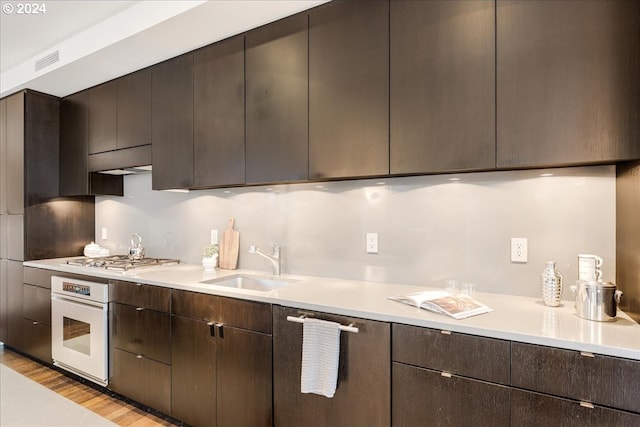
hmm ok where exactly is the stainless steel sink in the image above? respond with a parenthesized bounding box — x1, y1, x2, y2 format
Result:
(199, 274, 299, 292)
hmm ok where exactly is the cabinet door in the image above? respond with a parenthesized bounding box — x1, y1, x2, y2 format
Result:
(110, 348, 171, 415)
(0, 260, 7, 342)
(88, 82, 117, 154)
(6, 93, 24, 214)
(117, 68, 152, 149)
(60, 93, 90, 196)
(1, 98, 6, 213)
(217, 325, 272, 427)
(6, 260, 24, 349)
(194, 35, 245, 188)
(390, 0, 495, 174)
(393, 362, 510, 427)
(152, 54, 194, 190)
(111, 280, 170, 312)
(246, 14, 308, 185)
(309, 0, 389, 179)
(497, 0, 640, 167)
(511, 389, 640, 427)
(273, 306, 390, 427)
(171, 315, 217, 427)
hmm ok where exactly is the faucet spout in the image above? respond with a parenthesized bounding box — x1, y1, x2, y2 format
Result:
(249, 244, 281, 275)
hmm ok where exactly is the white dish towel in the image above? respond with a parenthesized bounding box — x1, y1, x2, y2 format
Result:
(300, 318, 341, 398)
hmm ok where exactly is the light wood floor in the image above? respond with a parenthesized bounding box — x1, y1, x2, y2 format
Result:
(0, 346, 179, 426)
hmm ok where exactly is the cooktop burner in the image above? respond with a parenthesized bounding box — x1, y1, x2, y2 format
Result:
(66, 255, 180, 271)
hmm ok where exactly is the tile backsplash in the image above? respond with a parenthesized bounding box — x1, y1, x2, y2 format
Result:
(95, 165, 615, 297)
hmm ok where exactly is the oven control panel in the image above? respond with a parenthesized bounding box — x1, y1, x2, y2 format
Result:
(62, 282, 91, 296)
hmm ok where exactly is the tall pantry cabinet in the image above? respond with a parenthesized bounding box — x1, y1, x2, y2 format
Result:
(0, 90, 94, 357)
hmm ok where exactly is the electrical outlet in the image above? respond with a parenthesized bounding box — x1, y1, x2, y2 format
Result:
(101, 227, 108, 240)
(210, 229, 218, 245)
(366, 233, 378, 254)
(511, 237, 528, 263)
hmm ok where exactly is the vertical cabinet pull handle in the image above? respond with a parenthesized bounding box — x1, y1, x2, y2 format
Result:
(207, 322, 215, 337)
(216, 323, 224, 339)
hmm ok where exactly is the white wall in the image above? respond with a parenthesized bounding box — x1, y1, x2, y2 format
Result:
(95, 165, 616, 297)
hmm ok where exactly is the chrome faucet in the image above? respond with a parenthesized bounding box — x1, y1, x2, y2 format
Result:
(249, 243, 281, 276)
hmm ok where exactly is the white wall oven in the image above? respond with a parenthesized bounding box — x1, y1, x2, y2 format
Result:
(51, 276, 109, 386)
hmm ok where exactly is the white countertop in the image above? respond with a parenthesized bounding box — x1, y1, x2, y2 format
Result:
(26, 258, 640, 360)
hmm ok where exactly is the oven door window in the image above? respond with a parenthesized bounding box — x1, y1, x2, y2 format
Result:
(63, 317, 91, 355)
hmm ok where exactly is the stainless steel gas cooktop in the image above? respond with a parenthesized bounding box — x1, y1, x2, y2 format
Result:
(66, 255, 180, 271)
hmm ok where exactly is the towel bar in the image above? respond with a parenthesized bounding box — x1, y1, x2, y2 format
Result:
(286, 315, 359, 334)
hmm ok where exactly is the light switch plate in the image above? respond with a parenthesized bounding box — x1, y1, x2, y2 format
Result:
(101, 227, 108, 240)
(211, 229, 218, 245)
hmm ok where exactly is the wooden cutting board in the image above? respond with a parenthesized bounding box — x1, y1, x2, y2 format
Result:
(219, 218, 239, 269)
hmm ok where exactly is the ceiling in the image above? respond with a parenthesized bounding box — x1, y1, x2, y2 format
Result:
(0, 0, 328, 98)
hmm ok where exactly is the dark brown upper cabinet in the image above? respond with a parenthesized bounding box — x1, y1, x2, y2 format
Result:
(390, 0, 496, 174)
(309, 0, 389, 180)
(193, 35, 245, 188)
(88, 82, 117, 155)
(245, 14, 309, 185)
(152, 54, 194, 190)
(497, 0, 640, 168)
(88, 69, 151, 155)
(60, 92, 123, 196)
(117, 68, 152, 149)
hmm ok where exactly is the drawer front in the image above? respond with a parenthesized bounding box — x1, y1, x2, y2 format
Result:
(511, 388, 640, 427)
(110, 348, 171, 416)
(393, 362, 510, 427)
(171, 289, 217, 321)
(512, 342, 600, 404)
(217, 295, 271, 334)
(600, 355, 640, 413)
(23, 267, 53, 288)
(111, 302, 171, 364)
(172, 290, 272, 333)
(393, 323, 510, 385)
(110, 280, 170, 312)
(22, 319, 51, 363)
(23, 283, 51, 325)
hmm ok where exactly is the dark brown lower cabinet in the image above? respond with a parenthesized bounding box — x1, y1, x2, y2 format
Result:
(22, 319, 51, 363)
(171, 316, 217, 427)
(273, 306, 390, 427)
(110, 348, 171, 415)
(171, 291, 272, 427)
(111, 303, 171, 364)
(511, 389, 640, 427)
(393, 362, 510, 427)
(22, 282, 51, 363)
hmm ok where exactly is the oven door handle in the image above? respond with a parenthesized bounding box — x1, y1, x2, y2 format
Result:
(51, 293, 107, 310)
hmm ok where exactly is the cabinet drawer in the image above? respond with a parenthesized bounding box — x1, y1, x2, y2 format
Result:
(511, 342, 640, 413)
(110, 280, 170, 312)
(393, 362, 510, 427)
(22, 318, 51, 363)
(393, 323, 510, 385)
(172, 290, 272, 334)
(24, 267, 53, 288)
(110, 348, 171, 416)
(23, 283, 51, 325)
(511, 388, 640, 427)
(111, 302, 171, 364)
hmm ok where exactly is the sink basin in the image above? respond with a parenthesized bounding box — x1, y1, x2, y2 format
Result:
(199, 274, 299, 292)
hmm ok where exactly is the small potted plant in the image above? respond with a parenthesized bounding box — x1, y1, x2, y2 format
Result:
(202, 244, 219, 271)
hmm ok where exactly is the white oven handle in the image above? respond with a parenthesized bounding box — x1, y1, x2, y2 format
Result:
(51, 293, 107, 310)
